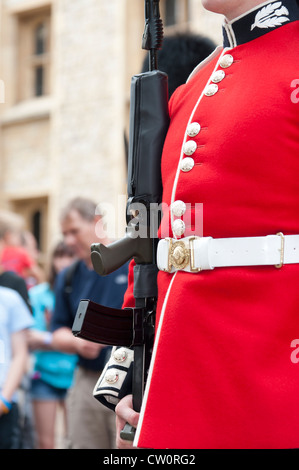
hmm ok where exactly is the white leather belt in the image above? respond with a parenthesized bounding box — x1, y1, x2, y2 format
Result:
(157, 233, 299, 273)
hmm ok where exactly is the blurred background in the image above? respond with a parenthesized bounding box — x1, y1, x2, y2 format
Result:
(0, 0, 222, 269)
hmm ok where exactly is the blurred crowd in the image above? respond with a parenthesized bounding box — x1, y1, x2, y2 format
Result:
(0, 198, 128, 449)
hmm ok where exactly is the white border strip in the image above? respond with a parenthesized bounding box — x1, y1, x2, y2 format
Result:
(133, 272, 177, 447)
(186, 46, 222, 83)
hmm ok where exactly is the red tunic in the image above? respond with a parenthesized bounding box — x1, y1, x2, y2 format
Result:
(124, 6, 299, 449)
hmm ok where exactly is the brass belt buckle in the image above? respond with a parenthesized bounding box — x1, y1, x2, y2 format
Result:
(166, 237, 201, 272)
(275, 232, 285, 269)
(168, 238, 190, 271)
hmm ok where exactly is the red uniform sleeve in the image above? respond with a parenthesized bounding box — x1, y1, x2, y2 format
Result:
(122, 259, 136, 308)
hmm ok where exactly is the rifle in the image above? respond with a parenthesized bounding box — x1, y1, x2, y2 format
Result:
(72, 0, 169, 441)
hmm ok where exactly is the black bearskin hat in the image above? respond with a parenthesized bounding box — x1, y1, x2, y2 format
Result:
(142, 32, 216, 98)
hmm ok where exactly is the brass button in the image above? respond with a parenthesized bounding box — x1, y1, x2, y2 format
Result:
(204, 84, 218, 97)
(105, 371, 119, 384)
(180, 157, 195, 172)
(211, 70, 225, 83)
(113, 348, 128, 363)
(171, 200, 187, 217)
(183, 140, 197, 156)
(186, 122, 201, 138)
(219, 54, 234, 68)
(172, 219, 186, 237)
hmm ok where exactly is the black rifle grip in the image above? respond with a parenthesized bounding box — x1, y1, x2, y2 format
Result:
(120, 423, 136, 442)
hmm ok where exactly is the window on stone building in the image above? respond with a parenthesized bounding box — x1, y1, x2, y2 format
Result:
(164, 0, 190, 27)
(32, 209, 42, 250)
(18, 7, 51, 101)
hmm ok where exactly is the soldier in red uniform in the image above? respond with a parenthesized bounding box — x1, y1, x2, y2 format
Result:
(116, 0, 299, 449)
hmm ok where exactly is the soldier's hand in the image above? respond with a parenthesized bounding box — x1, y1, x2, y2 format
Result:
(115, 395, 140, 449)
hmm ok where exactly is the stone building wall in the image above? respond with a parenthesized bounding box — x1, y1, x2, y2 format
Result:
(0, 0, 223, 258)
(48, 0, 127, 243)
(0, 0, 128, 253)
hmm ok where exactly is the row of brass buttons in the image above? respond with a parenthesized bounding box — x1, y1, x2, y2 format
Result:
(171, 53, 235, 238)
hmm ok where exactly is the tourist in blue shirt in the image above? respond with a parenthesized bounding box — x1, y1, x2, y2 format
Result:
(53, 198, 128, 449)
(51, 198, 128, 449)
(0, 286, 34, 449)
(28, 241, 78, 449)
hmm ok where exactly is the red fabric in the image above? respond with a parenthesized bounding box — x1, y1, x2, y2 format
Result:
(128, 22, 299, 449)
(1, 245, 34, 277)
(122, 259, 136, 308)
